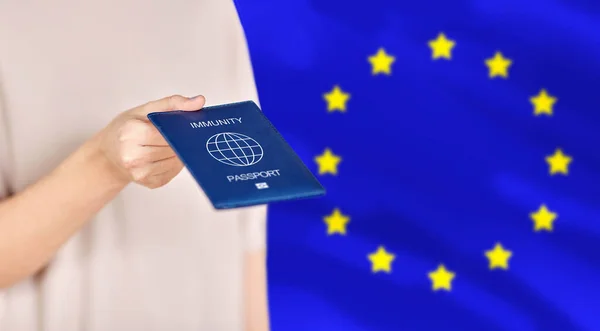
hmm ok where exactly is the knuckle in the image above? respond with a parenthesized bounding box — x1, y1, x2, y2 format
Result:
(166, 95, 185, 110)
(119, 119, 144, 142)
(121, 153, 139, 169)
(116, 128, 128, 143)
(166, 95, 178, 109)
(119, 144, 145, 169)
(125, 119, 156, 144)
(135, 102, 152, 116)
(142, 126, 161, 143)
(130, 168, 149, 182)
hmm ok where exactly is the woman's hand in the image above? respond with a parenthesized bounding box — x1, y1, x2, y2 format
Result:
(0, 94, 205, 288)
(98, 94, 206, 189)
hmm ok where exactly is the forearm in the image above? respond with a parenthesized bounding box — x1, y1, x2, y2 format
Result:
(0, 132, 128, 288)
(244, 249, 270, 331)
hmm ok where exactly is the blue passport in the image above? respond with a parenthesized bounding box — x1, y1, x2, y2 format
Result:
(147, 101, 325, 209)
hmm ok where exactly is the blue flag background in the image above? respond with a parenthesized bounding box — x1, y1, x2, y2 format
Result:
(235, 0, 600, 330)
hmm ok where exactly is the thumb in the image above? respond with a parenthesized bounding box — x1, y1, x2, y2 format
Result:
(136, 94, 206, 116)
(177, 94, 206, 111)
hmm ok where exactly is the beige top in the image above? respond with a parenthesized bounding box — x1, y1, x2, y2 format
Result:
(0, 1, 267, 330)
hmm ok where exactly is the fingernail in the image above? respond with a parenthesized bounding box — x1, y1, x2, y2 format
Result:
(189, 95, 203, 100)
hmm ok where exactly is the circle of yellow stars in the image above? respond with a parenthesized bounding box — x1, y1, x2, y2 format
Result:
(315, 31, 570, 292)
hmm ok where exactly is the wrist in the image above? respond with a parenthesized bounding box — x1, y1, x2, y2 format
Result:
(79, 132, 131, 190)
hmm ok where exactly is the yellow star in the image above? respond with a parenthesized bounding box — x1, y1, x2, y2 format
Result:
(323, 85, 350, 112)
(428, 264, 455, 291)
(368, 246, 395, 273)
(530, 89, 557, 116)
(428, 33, 456, 60)
(485, 51, 512, 78)
(485, 242, 512, 270)
(314, 148, 342, 175)
(323, 208, 350, 235)
(368, 48, 395, 75)
(545, 148, 572, 175)
(530, 204, 558, 232)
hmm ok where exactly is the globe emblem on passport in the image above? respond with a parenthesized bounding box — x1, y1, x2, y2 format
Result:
(206, 132, 264, 167)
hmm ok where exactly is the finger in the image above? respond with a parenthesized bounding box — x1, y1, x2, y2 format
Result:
(134, 94, 206, 117)
(118, 120, 170, 147)
(140, 126, 169, 146)
(142, 162, 185, 189)
(142, 146, 178, 163)
(121, 145, 177, 169)
(133, 156, 183, 181)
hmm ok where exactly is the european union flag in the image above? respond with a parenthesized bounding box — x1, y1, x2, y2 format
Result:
(236, 0, 600, 330)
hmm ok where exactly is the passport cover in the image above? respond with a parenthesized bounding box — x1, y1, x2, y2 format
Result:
(147, 101, 325, 209)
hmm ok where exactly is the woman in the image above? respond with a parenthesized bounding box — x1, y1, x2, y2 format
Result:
(0, 1, 269, 330)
